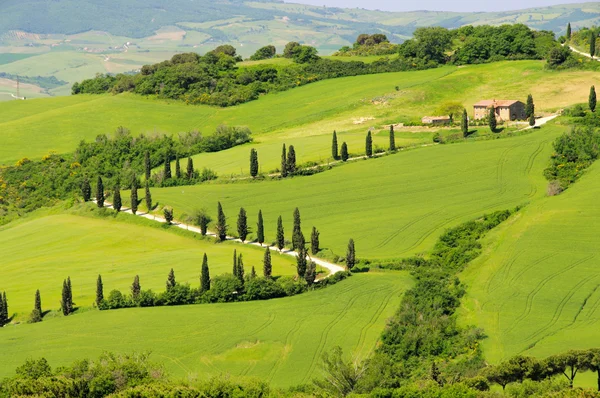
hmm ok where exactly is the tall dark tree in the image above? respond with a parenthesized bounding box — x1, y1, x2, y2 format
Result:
(341, 142, 349, 162)
(280, 144, 288, 178)
(0, 292, 7, 326)
(257, 210, 265, 246)
(567, 23, 572, 41)
(529, 112, 536, 127)
(200, 253, 210, 292)
(461, 109, 469, 137)
(590, 86, 597, 112)
(166, 268, 176, 291)
(217, 202, 227, 241)
(305, 261, 317, 286)
(61, 278, 73, 316)
(332, 131, 339, 160)
(164, 152, 172, 179)
(131, 275, 141, 301)
(186, 157, 194, 179)
(488, 107, 497, 133)
(250, 149, 259, 178)
(236, 254, 245, 284)
(232, 249, 238, 276)
(311, 226, 320, 255)
(145, 181, 152, 212)
(591, 31, 596, 58)
(346, 239, 356, 270)
(263, 247, 272, 278)
(34, 289, 42, 315)
(250, 266, 257, 279)
(96, 274, 104, 307)
(389, 125, 396, 152)
(96, 176, 104, 208)
(175, 154, 182, 179)
(144, 150, 151, 181)
(296, 233, 307, 278)
(163, 207, 174, 224)
(131, 175, 138, 215)
(526, 94, 535, 118)
(276, 216, 285, 251)
(30, 290, 42, 323)
(237, 207, 248, 242)
(287, 145, 296, 175)
(82, 177, 92, 202)
(292, 208, 302, 251)
(113, 183, 122, 212)
(365, 131, 373, 157)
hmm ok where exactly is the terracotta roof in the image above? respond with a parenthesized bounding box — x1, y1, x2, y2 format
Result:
(474, 100, 520, 108)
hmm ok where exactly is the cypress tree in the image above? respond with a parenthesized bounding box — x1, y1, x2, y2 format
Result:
(30, 290, 42, 323)
(257, 210, 265, 246)
(250, 149, 259, 178)
(200, 253, 210, 292)
(488, 107, 497, 133)
(250, 266, 257, 279)
(144, 150, 151, 181)
(96, 176, 104, 208)
(365, 131, 373, 157)
(237, 207, 248, 242)
(280, 144, 288, 178)
(186, 157, 194, 179)
(292, 208, 302, 251)
(96, 274, 104, 307)
(237, 254, 245, 284)
(311, 226, 320, 255)
(276, 216, 285, 251)
(461, 109, 469, 137)
(82, 177, 92, 202)
(529, 112, 536, 127)
(113, 183, 122, 212)
(131, 175, 138, 215)
(163, 207, 174, 224)
(346, 239, 356, 270)
(132, 275, 141, 302)
(164, 152, 172, 179)
(175, 154, 182, 179)
(145, 181, 152, 212)
(591, 31, 596, 58)
(67, 277, 73, 312)
(590, 86, 597, 112)
(287, 145, 296, 175)
(332, 131, 339, 160)
(263, 247, 272, 278)
(567, 23, 572, 41)
(296, 233, 307, 278)
(526, 94, 535, 118)
(166, 268, 176, 291)
(0, 292, 7, 326)
(61, 278, 72, 316)
(341, 142, 349, 162)
(35, 289, 42, 314)
(389, 125, 396, 152)
(233, 249, 238, 276)
(217, 202, 227, 241)
(305, 261, 317, 286)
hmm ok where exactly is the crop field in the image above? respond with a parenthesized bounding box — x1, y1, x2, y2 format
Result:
(460, 161, 600, 364)
(149, 124, 566, 260)
(0, 210, 297, 319)
(0, 271, 411, 386)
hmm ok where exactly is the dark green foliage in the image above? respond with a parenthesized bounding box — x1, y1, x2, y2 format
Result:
(310, 226, 320, 255)
(144, 150, 151, 181)
(276, 216, 285, 251)
(365, 131, 373, 157)
(250, 45, 276, 61)
(590, 86, 597, 112)
(131, 275, 141, 302)
(96, 274, 104, 307)
(488, 107, 497, 132)
(61, 277, 73, 316)
(175, 154, 181, 179)
(257, 210, 265, 245)
(547, 45, 573, 68)
(96, 176, 104, 208)
(526, 94, 535, 118)
(461, 109, 469, 137)
(567, 23, 572, 40)
(280, 144, 288, 178)
(305, 261, 317, 286)
(389, 125, 396, 151)
(263, 247, 272, 278)
(200, 253, 210, 292)
(186, 157, 194, 179)
(237, 207, 248, 242)
(341, 142, 349, 161)
(232, 249, 237, 275)
(292, 207, 302, 251)
(204, 274, 243, 303)
(34, 289, 42, 315)
(591, 30, 596, 58)
(313, 346, 364, 396)
(235, 254, 245, 285)
(163, 152, 172, 180)
(529, 112, 536, 127)
(217, 202, 227, 241)
(0, 291, 8, 326)
(113, 183, 122, 212)
(250, 148, 259, 178)
(296, 233, 307, 278)
(81, 177, 91, 202)
(346, 239, 356, 270)
(166, 269, 176, 292)
(190, 209, 211, 235)
(286, 145, 296, 174)
(244, 277, 286, 301)
(250, 266, 257, 279)
(163, 206, 174, 224)
(130, 175, 138, 215)
(332, 131, 339, 160)
(144, 181, 152, 212)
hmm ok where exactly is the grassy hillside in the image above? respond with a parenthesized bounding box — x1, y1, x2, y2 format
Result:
(0, 271, 411, 387)
(0, 210, 297, 318)
(460, 161, 600, 364)
(148, 124, 567, 260)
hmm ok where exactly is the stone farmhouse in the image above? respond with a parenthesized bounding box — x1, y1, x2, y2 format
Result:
(473, 100, 526, 121)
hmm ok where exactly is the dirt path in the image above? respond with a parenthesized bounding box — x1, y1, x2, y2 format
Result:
(96, 201, 346, 277)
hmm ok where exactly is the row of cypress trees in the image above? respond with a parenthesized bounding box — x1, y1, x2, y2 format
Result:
(82, 174, 152, 215)
(331, 126, 397, 164)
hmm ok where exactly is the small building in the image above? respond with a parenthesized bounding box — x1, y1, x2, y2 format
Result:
(473, 100, 526, 121)
(422, 116, 451, 125)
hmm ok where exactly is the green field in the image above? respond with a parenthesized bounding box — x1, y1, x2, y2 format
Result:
(0, 210, 297, 319)
(460, 161, 600, 363)
(148, 124, 566, 260)
(0, 271, 411, 386)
